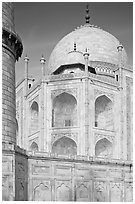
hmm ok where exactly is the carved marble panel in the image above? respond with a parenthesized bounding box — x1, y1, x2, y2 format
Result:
(110, 182, 122, 202)
(34, 182, 51, 201)
(15, 156, 28, 201)
(55, 165, 71, 176)
(76, 168, 90, 178)
(93, 169, 106, 178)
(94, 181, 106, 202)
(32, 165, 50, 175)
(51, 132, 78, 144)
(2, 176, 9, 201)
(109, 170, 122, 179)
(76, 183, 89, 201)
(94, 89, 114, 101)
(2, 161, 10, 172)
(125, 182, 133, 202)
(56, 183, 71, 201)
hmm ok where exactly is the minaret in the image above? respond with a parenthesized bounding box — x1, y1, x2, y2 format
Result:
(2, 2, 23, 201)
(24, 55, 29, 95)
(2, 2, 23, 146)
(83, 48, 89, 74)
(40, 54, 46, 77)
(117, 43, 123, 88)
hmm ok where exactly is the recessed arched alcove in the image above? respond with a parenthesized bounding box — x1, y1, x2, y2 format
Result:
(95, 95, 113, 130)
(95, 138, 112, 157)
(52, 92, 77, 128)
(52, 136, 77, 156)
(30, 141, 39, 152)
(30, 101, 39, 132)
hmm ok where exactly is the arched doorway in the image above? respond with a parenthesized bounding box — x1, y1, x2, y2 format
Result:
(30, 101, 39, 132)
(52, 93, 77, 128)
(95, 95, 113, 130)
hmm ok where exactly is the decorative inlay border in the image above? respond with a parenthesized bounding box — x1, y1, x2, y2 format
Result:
(94, 181, 105, 191)
(51, 132, 78, 144)
(95, 133, 114, 144)
(51, 88, 78, 100)
(94, 89, 114, 101)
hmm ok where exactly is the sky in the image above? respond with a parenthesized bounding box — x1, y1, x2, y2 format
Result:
(14, 2, 133, 83)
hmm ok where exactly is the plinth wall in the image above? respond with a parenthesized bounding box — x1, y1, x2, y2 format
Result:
(28, 154, 133, 202)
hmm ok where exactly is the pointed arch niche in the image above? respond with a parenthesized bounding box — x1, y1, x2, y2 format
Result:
(52, 136, 77, 156)
(52, 92, 77, 128)
(30, 141, 39, 152)
(30, 101, 39, 133)
(95, 138, 113, 157)
(95, 95, 113, 130)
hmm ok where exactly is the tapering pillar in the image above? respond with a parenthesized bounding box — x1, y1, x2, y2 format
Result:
(83, 48, 89, 75)
(117, 44, 123, 88)
(40, 55, 46, 77)
(2, 2, 27, 201)
(83, 49, 90, 155)
(24, 55, 29, 95)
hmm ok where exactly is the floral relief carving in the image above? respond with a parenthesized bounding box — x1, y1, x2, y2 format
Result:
(94, 89, 114, 101)
(34, 182, 51, 201)
(95, 133, 114, 144)
(76, 183, 89, 200)
(94, 181, 105, 202)
(56, 183, 71, 201)
(51, 132, 78, 144)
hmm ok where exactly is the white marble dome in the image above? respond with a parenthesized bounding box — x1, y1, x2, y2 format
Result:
(48, 24, 128, 74)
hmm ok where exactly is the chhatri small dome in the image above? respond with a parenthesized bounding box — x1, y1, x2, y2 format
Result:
(48, 24, 128, 74)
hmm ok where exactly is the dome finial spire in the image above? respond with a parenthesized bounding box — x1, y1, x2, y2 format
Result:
(74, 42, 76, 51)
(85, 3, 90, 24)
